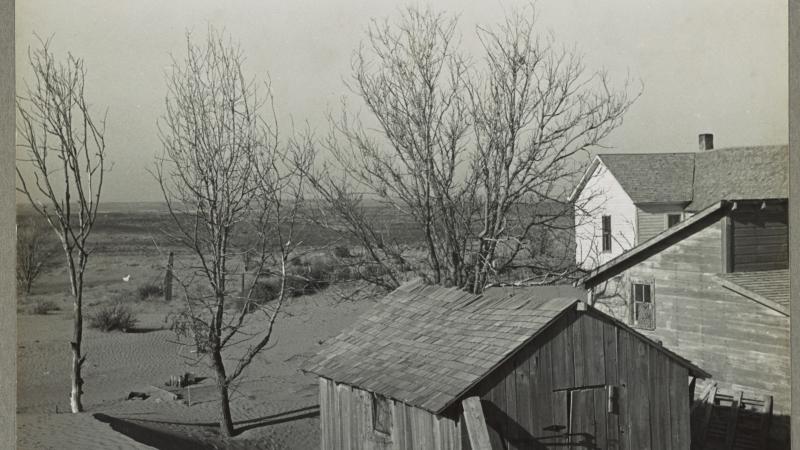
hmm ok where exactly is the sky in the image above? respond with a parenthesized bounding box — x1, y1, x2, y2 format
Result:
(15, 0, 788, 203)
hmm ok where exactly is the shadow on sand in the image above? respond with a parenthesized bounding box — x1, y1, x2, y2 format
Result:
(93, 405, 320, 449)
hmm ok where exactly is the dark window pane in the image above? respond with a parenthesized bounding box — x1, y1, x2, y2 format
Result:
(667, 214, 681, 228)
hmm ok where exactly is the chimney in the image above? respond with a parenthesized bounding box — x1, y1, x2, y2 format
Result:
(698, 133, 714, 151)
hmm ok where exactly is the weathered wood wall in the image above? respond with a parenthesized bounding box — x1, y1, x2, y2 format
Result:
(636, 204, 685, 244)
(593, 216, 791, 412)
(731, 202, 789, 271)
(463, 309, 692, 450)
(319, 377, 462, 450)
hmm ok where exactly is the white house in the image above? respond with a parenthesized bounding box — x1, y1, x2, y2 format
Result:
(571, 133, 787, 270)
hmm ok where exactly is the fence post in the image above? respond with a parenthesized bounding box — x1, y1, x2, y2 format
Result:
(164, 251, 174, 301)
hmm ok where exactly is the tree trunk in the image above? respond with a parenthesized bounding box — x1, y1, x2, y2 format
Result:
(213, 350, 235, 437)
(70, 291, 83, 413)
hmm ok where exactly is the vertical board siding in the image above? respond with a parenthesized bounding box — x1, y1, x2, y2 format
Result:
(731, 204, 789, 271)
(464, 312, 691, 449)
(594, 215, 791, 412)
(318, 380, 461, 450)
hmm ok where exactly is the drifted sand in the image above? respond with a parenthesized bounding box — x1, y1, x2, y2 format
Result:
(17, 277, 373, 449)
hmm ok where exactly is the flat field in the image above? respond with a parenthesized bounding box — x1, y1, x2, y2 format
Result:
(16, 204, 378, 449)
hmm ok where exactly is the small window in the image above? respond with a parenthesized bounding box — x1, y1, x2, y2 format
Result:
(667, 214, 681, 228)
(631, 282, 655, 330)
(601, 215, 612, 252)
(371, 393, 392, 435)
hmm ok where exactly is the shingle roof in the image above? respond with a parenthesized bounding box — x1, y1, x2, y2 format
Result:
(686, 145, 788, 211)
(303, 280, 707, 414)
(715, 269, 790, 315)
(597, 153, 696, 204)
(575, 145, 788, 208)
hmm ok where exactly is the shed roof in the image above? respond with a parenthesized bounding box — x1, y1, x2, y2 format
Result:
(687, 145, 788, 211)
(714, 270, 790, 316)
(303, 280, 707, 414)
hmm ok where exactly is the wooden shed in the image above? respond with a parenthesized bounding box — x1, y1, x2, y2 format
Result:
(303, 280, 709, 450)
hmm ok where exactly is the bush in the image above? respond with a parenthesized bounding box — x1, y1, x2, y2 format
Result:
(88, 304, 138, 332)
(137, 283, 164, 300)
(332, 246, 352, 258)
(30, 300, 59, 315)
(249, 279, 281, 302)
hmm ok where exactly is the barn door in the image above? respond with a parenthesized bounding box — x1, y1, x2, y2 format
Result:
(568, 386, 620, 449)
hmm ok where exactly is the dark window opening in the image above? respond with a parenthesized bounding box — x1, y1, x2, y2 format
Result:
(371, 393, 392, 435)
(601, 215, 612, 252)
(667, 214, 681, 228)
(631, 282, 655, 330)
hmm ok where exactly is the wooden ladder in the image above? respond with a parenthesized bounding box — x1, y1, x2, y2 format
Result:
(691, 384, 773, 450)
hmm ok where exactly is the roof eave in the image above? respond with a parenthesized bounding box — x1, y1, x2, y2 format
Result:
(577, 200, 729, 288)
(567, 157, 602, 203)
(712, 275, 790, 317)
(433, 298, 581, 415)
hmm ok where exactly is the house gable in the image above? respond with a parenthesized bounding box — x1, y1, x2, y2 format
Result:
(574, 158, 637, 269)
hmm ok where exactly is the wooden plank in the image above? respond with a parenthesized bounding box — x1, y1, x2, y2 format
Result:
(723, 390, 743, 450)
(461, 397, 492, 450)
(515, 347, 533, 448)
(648, 348, 669, 450)
(332, 382, 341, 450)
(392, 400, 405, 450)
(505, 361, 519, 450)
(669, 365, 690, 450)
(604, 323, 621, 450)
(552, 311, 576, 390)
(531, 328, 555, 439)
(350, 389, 363, 450)
(404, 402, 414, 448)
(551, 390, 570, 447)
(588, 313, 607, 386)
(697, 384, 718, 449)
(593, 387, 609, 448)
(573, 313, 588, 387)
(417, 408, 434, 450)
(319, 378, 330, 450)
(340, 384, 352, 450)
(616, 328, 631, 450)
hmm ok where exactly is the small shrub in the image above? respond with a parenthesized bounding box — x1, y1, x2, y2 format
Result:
(88, 304, 138, 332)
(137, 283, 164, 300)
(249, 279, 281, 302)
(332, 246, 352, 258)
(30, 300, 59, 315)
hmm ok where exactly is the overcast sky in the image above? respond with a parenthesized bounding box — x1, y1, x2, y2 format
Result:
(16, 0, 788, 203)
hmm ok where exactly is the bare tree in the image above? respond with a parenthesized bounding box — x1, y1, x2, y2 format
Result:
(466, 8, 636, 291)
(154, 28, 308, 437)
(302, 7, 477, 289)
(16, 38, 107, 413)
(16, 215, 54, 294)
(302, 6, 636, 293)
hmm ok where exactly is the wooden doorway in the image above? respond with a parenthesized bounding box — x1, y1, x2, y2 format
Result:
(568, 386, 621, 449)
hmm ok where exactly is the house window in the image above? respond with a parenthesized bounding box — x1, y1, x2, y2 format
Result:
(630, 282, 655, 330)
(601, 216, 612, 252)
(667, 214, 681, 228)
(371, 393, 392, 435)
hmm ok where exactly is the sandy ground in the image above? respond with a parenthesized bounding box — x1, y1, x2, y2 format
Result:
(17, 249, 376, 449)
